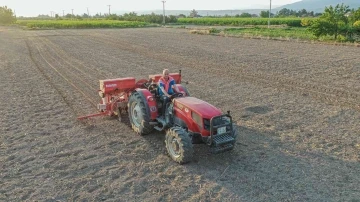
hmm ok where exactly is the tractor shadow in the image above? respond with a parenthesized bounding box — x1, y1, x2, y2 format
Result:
(116, 113, 360, 201)
(179, 125, 360, 201)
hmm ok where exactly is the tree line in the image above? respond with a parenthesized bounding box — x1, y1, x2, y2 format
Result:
(1, 4, 360, 42)
(307, 4, 360, 41)
(0, 6, 16, 24)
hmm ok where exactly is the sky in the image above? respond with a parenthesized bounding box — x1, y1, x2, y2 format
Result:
(1, 0, 302, 17)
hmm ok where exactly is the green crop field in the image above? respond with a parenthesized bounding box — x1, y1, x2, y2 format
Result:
(178, 18, 316, 27)
(223, 27, 319, 40)
(16, 20, 150, 29)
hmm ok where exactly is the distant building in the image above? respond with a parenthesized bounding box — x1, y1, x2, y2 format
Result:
(345, 12, 352, 17)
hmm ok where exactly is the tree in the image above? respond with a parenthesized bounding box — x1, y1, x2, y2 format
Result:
(350, 8, 360, 39)
(189, 9, 198, 18)
(82, 13, 90, 18)
(278, 8, 291, 17)
(0, 6, 16, 24)
(65, 13, 73, 18)
(178, 14, 186, 18)
(239, 13, 252, 18)
(260, 10, 274, 18)
(298, 9, 308, 17)
(349, 8, 360, 23)
(260, 11, 268, 18)
(354, 20, 360, 29)
(106, 14, 119, 20)
(309, 4, 351, 40)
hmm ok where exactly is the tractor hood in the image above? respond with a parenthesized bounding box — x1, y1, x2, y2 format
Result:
(174, 97, 222, 118)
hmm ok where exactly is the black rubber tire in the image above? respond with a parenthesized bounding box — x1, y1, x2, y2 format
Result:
(227, 123, 238, 152)
(165, 127, 194, 164)
(232, 123, 238, 140)
(128, 91, 154, 135)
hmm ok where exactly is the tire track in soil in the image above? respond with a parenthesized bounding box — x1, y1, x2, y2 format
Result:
(25, 37, 97, 120)
(37, 30, 115, 79)
(25, 38, 81, 119)
(34, 37, 98, 93)
(89, 32, 360, 112)
(29, 32, 173, 157)
(32, 35, 101, 106)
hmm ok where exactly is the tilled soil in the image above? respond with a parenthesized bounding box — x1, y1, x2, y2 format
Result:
(0, 26, 359, 201)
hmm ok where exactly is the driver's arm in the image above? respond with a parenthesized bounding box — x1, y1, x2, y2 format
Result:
(170, 79, 180, 93)
(159, 85, 170, 97)
(173, 84, 180, 93)
(172, 81, 184, 95)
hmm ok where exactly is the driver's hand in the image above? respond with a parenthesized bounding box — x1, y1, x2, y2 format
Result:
(180, 91, 186, 96)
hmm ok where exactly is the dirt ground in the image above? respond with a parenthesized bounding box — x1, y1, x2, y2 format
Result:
(0, 26, 359, 201)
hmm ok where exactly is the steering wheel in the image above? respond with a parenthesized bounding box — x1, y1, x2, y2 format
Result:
(169, 92, 183, 99)
(148, 83, 158, 91)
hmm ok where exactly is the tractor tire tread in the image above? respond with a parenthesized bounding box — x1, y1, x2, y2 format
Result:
(128, 92, 154, 135)
(165, 127, 194, 164)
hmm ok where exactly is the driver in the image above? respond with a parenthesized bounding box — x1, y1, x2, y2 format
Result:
(158, 69, 182, 116)
(158, 69, 180, 97)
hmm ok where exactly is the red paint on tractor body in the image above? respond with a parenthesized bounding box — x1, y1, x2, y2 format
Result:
(172, 97, 222, 137)
(175, 97, 222, 119)
(135, 88, 158, 120)
(79, 72, 223, 137)
(100, 77, 136, 94)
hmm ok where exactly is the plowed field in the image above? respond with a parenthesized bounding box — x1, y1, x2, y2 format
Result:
(1, 27, 359, 201)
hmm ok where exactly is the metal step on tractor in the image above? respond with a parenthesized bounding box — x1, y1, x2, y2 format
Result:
(78, 70, 237, 164)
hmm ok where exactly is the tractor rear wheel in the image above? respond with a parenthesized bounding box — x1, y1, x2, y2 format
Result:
(165, 127, 193, 164)
(128, 91, 154, 135)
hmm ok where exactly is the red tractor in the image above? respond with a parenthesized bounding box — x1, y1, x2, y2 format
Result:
(79, 71, 237, 164)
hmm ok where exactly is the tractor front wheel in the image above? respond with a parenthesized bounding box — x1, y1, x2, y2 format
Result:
(165, 127, 193, 164)
(128, 91, 153, 135)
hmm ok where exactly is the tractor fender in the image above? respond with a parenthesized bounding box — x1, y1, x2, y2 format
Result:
(134, 88, 158, 120)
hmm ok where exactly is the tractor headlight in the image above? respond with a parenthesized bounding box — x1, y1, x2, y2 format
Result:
(204, 116, 231, 131)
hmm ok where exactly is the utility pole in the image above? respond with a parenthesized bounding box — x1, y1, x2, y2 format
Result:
(87, 7, 90, 17)
(62, 10, 65, 17)
(268, 0, 272, 28)
(71, 9, 74, 19)
(107, 5, 111, 15)
(161, 1, 166, 25)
